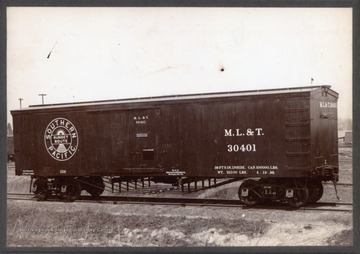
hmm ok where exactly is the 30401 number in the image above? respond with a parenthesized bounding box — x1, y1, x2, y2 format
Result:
(227, 144, 256, 152)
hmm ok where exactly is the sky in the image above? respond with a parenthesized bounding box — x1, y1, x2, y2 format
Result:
(7, 7, 353, 123)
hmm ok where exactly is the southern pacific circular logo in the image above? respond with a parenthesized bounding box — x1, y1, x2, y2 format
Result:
(44, 118, 78, 161)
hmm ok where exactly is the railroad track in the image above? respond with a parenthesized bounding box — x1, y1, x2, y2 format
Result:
(7, 193, 34, 201)
(7, 193, 353, 212)
(324, 182, 352, 186)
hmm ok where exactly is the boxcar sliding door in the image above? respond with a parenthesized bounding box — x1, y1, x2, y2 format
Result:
(127, 108, 163, 172)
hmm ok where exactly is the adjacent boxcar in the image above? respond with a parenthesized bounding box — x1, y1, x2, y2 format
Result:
(11, 85, 339, 207)
(7, 136, 14, 162)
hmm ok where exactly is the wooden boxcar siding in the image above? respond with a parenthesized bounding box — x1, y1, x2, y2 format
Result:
(13, 113, 44, 175)
(284, 96, 311, 175)
(178, 93, 312, 178)
(13, 87, 337, 179)
(13, 111, 78, 176)
(310, 89, 339, 169)
(158, 106, 181, 171)
(85, 111, 128, 174)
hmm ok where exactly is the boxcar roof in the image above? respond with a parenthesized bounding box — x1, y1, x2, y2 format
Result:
(12, 85, 337, 113)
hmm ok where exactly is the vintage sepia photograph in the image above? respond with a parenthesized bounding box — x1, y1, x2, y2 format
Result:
(6, 6, 353, 249)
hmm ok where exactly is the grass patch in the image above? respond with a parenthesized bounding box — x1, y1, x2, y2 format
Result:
(7, 201, 270, 247)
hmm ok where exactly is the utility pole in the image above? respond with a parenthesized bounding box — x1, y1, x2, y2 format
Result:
(18, 98, 23, 109)
(38, 94, 47, 105)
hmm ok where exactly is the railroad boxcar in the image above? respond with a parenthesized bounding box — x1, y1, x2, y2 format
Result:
(7, 136, 14, 162)
(11, 85, 339, 207)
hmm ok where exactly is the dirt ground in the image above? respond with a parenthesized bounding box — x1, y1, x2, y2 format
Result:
(6, 146, 353, 247)
(7, 200, 352, 247)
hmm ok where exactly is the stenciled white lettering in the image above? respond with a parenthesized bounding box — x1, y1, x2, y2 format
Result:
(45, 117, 79, 161)
(224, 129, 233, 136)
(227, 144, 256, 152)
(224, 128, 265, 137)
(320, 101, 337, 108)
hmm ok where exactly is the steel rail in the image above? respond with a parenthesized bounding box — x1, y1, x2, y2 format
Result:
(7, 193, 353, 212)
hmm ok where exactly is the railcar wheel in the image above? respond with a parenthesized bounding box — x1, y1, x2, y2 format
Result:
(62, 180, 81, 202)
(307, 181, 324, 203)
(33, 179, 49, 201)
(286, 182, 309, 208)
(238, 180, 261, 206)
(84, 177, 105, 197)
